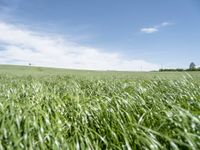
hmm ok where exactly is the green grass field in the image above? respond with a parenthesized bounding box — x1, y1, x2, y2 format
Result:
(0, 65, 199, 149)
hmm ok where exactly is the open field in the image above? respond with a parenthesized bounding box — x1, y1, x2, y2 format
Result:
(0, 65, 199, 149)
(1, 64, 200, 79)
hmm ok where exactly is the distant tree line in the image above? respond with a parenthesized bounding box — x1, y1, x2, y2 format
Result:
(159, 62, 200, 72)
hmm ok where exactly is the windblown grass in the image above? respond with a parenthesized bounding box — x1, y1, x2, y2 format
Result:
(0, 71, 199, 149)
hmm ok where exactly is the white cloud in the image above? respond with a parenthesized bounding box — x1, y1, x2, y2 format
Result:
(141, 27, 158, 34)
(141, 21, 173, 34)
(0, 22, 159, 71)
(161, 22, 173, 27)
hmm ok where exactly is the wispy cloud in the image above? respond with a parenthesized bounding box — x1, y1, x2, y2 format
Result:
(0, 21, 159, 71)
(141, 27, 158, 34)
(141, 22, 173, 34)
(161, 22, 172, 27)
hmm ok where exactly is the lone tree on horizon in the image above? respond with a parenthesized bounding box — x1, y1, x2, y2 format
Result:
(189, 62, 196, 70)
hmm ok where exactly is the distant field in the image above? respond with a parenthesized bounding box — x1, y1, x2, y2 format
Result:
(1, 64, 200, 79)
(0, 65, 199, 149)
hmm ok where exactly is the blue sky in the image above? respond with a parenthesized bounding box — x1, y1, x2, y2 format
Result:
(0, 0, 200, 70)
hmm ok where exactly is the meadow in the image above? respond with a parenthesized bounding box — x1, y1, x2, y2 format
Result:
(0, 65, 199, 149)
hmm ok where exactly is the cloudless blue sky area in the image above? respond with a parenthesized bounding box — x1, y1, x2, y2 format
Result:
(1, 0, 200, 68)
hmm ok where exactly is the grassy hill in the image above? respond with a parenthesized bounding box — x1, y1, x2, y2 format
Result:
(1, 64, 200, 79)
(0, 64, 199, 149)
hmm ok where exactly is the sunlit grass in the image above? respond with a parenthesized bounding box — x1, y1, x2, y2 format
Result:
(0, 72, 199, 149)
